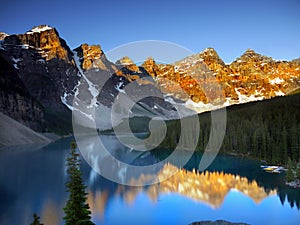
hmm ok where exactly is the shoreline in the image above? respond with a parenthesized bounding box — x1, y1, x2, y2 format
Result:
(286, 179, 300, 189)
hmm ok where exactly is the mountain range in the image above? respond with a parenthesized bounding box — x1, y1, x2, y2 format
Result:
(0, 25, 299, 143)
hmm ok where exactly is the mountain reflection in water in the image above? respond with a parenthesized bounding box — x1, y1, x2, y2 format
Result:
(87, 163, 276, 215)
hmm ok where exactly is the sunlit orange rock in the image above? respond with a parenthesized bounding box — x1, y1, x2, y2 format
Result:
(141, 48, 300, 105)
(127, 163, 276, 208)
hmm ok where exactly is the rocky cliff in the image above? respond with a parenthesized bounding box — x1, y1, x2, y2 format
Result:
(0, 25, 78, 110)
(0, 54, 45, 131)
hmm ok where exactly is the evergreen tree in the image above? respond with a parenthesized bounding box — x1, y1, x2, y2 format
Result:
(286, 168, 294, 182)
(252, 130, 258, 156)
(63, 141, 95, 225)
(296, 163, 300, 180)
(286, 158, 295, 182)
(30, 213, 43, 225)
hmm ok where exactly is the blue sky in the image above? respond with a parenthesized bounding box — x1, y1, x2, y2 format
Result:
(0, 0, 299, 63)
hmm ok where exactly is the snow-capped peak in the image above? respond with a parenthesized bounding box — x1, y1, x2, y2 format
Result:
(26, 25, 53, 34)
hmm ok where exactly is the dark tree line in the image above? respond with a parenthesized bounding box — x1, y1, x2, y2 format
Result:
(151, 93, 300, 165)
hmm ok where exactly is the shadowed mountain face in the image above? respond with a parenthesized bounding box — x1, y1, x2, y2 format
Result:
(0, 25, 299, 133)
(0, 54, 45, 131)
(0, 25, 78, 110)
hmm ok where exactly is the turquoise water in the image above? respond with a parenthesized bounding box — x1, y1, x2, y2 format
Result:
(0, 136, 299, 225)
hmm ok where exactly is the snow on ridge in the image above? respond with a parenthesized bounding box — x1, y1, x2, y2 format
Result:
(73, 51, 99, 108)
(185, 99, 216, 113)
(235, 88, 264, 104)
(275, 90, 285, 96)
(269, 77, 284, 85)
(164, 88, 270, 116)
(26, 26, 53, 34)
(164, 96, 219, 117)
(177, 87, 286, 116)
(60, 93, 74, 111)
(12, 57, 22, 63)
(61, 91, 94, 122)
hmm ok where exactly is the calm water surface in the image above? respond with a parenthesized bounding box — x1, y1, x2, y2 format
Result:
(0, 136, 299, 225)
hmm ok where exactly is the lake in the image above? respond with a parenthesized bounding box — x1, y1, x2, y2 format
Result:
(0, 135, 299, 225)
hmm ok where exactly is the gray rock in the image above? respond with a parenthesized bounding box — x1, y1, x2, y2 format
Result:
(0, 112, 51, 147)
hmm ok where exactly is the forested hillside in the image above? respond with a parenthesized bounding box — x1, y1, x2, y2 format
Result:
(149, 93, 300, 164)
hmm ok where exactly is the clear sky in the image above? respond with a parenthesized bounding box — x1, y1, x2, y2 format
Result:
(0, 0, 299, 63)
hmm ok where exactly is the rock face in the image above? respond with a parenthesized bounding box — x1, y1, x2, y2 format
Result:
(143, 48, 300, 107)
(73, 43, 123, 109)
(5, 25, 73, 62)
(0, 55, 45, 131)
(73, 43, 116, 71)
(0, 32, 8, 40)
(116, 56, 140, 73)
(0, 25, 78, 110)
(197, 47, 226, 69)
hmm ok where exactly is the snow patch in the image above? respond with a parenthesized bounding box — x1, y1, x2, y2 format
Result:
(275, 91, 285, 96)
(60, 93, 74, 111)
(26, 26, 53, 34)
(185, 99, 215, 113)
(176, 88, 266, 116)
(21, 44, 29, 49)
(163, 96, 224, 117)
(183, 99, 230, 114)
(235, 88, 264, 104)
(269, 78, 284, 85)
(115, 82, 125, 94)
(12, 57, 22, 63)
(11, 57, 22, 69)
